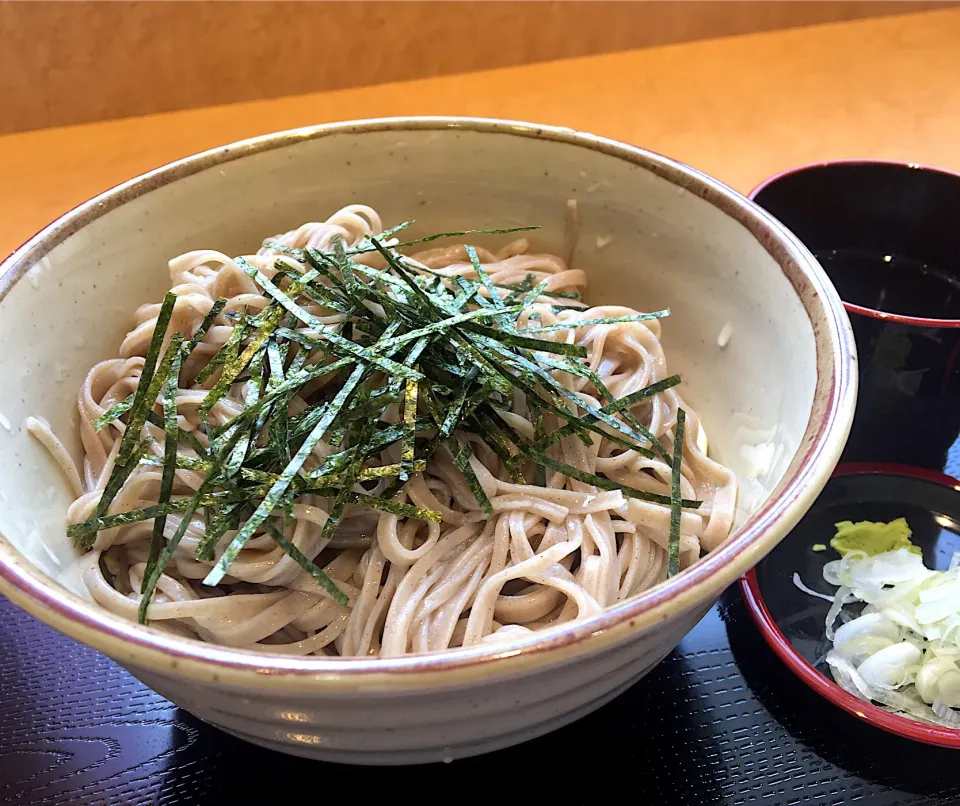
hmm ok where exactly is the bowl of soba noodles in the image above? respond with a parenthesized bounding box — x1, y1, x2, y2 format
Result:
(0, 117, 856, 764)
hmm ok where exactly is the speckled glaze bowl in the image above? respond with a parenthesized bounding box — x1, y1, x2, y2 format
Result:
(0, 118, 856, 765)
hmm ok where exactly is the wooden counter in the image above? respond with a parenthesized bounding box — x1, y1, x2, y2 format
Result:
(2, 8, 959, 258)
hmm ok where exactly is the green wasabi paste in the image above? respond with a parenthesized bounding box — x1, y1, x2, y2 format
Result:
(829, 517, 920, 557)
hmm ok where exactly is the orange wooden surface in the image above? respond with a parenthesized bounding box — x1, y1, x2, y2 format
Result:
(2, 9, 959, 258)
(3, 1, 946, 134)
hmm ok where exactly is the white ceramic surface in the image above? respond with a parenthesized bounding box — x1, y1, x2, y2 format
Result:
(0, 118, 857, 764)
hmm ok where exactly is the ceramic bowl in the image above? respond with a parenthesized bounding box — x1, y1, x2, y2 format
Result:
(0, 117, 856, 765)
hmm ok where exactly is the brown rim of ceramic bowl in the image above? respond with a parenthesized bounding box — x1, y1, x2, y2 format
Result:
(0, 117, 857, 691)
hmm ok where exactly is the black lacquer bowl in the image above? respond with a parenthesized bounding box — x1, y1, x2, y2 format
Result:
(751, 160, 960, 473)
(741, 463, 960, 747)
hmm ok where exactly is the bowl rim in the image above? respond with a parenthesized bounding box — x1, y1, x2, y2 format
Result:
(748, 158, 960, 330)
(0, 116, 857, 690)
(739, 461, 960, 748)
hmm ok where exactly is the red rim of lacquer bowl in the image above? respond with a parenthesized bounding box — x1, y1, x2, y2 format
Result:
(739, 461, 960, 748)
(748, 159, 960, 330)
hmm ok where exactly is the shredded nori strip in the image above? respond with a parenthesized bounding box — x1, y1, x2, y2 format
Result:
(667, 409, 687, 577)
(262, 520, 348, 605)
(84, 293, 178, 543)
(140, 335, 184, 598)
(451, 438, 494, 517)
(526, 447, 699, 509)
(520, 310, 670, 332)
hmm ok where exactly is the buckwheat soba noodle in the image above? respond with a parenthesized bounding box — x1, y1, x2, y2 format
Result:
(30, 204, 737, 658)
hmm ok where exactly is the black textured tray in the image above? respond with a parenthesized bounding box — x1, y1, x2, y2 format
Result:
(1, 589, 957, 806)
